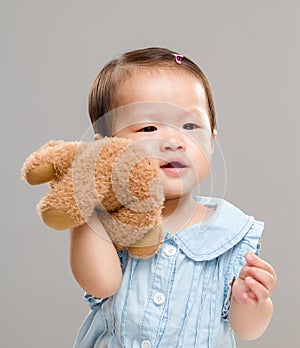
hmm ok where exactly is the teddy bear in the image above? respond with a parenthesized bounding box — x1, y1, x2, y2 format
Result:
(22, 137, 165, 258)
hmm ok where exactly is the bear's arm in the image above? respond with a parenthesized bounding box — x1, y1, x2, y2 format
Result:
(22, 140, 78, 185)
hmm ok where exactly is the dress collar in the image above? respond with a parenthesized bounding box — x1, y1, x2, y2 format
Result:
(164, 196, 255, 261)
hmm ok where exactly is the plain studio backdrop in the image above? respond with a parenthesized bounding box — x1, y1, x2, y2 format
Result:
(1, 1, 299, 347)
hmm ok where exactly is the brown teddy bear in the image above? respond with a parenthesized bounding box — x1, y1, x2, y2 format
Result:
(22, 137, 165, 258)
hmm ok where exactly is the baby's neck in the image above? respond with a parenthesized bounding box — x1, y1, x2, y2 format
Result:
(161, 194, 214, 234)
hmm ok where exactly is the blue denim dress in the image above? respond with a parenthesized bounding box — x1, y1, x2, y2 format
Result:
(73, 197, 264, 348)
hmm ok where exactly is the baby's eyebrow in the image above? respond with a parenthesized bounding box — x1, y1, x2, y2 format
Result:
(182, 108, 207, 118)
(180, 112, 207, 125)
(135, 112, 206, 125)
(179, 111, 212, 130)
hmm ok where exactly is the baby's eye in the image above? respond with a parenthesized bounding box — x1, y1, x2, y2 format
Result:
(183, 123, 199, 130)
(137, 126, 157, 132)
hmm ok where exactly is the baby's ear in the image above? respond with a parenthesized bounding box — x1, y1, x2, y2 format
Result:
(211, 129, 217, 154)
(94, 133, 104, 141)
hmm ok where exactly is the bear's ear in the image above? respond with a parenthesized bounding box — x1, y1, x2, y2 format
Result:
(94, 133, 104, 141)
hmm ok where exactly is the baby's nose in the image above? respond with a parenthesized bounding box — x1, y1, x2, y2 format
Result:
(160, 138, 185, 151)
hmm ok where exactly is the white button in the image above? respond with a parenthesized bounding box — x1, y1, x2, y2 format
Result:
(153, 292, 166, 305)
(164, 245, 177, 256)
(173, 236, 179, 243)
(141, 340, 152, 348)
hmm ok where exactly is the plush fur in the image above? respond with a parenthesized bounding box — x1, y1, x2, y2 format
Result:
(22, 137, 165, 258)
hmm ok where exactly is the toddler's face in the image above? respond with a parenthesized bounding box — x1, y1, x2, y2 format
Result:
(110, 70, 216, 200)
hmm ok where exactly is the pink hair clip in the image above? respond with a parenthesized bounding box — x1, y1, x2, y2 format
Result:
(172, 53, 184, 64)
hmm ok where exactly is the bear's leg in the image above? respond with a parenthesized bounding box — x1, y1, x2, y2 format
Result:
(37, 174, 87, 230)
(127, 226, 164, 258)
(41, 209, 79, 230)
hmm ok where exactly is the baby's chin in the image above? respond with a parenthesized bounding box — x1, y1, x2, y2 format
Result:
(163, 188, 195, 201)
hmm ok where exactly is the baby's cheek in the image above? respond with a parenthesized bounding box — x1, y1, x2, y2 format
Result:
(191, 149, 212, 182)
(190, 137, 213, 160)
(190, 128, 213, 148)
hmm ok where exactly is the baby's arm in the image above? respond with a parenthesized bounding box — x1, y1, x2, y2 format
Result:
(228, 252, 277, 340)
(69, 212, 122, 298)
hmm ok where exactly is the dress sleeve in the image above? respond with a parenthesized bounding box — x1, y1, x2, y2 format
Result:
(222, 219, 264, 320)
(83, 249, 128, 310)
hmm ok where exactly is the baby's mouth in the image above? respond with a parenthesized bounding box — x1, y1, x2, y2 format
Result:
(160, 161, 187, 169)
(159, 160, 189, 176)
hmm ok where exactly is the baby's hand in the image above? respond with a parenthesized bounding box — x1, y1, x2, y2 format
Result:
(232, 252, 277, 309)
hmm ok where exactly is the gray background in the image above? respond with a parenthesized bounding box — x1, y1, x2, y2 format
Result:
(1, 0, 299, 347)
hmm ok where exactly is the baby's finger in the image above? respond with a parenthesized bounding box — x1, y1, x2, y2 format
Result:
(238, 264, 248, 280)
(244, 276, 271, 302)
(237, 289, 258, 309)
(245, 253, 277, 278)
(244, 266, 276, 294)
